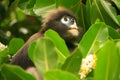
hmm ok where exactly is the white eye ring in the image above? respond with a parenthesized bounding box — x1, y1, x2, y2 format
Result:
(61, 16, 70, 24)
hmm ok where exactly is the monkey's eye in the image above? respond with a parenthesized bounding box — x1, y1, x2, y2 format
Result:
(61, 16, 70, 24)
(61, 16, 76, 27)
(71, 18, 75, 24)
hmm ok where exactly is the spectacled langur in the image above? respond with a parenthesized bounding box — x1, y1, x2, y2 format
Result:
(11, 7, 83, 79)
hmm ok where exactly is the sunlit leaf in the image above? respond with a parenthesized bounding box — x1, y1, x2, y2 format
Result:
(1, 64, 36, 80)
(18, 0, 36, 15)
(33, 4, 56, 16)
(79, 22, 108, 57)
(9, 38, 24, 55)
(45, 29, 69, 65)
(0, 48, 9, 65)
(44, 70, 79, 80)
(56, 0, 79, 9)
(16, 9, 26, 21)
(61, 48, 82, 76)
(17, 0, 56, 16)
(100, 0, 120, 26)
(28, 38, 58, 75)
(91, 0, 119, 28)
(91, 0, 104, 24)
(94, 40, 119, 80)
(112, 0, 120, 10)
(85, 0, 93, 29)
(33, 0, 56, 16)
(116, 40, 120, 56)
(108, 26, 120, 39)
(74, 2, 86, 31)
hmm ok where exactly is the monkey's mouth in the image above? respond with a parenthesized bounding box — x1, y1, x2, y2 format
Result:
(68, 28, 79, 37)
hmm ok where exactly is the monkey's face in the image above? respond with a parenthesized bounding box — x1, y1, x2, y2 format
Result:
(47, 15, 81, 42)
(60, 15, 79, 37)
(42, 8, 83, 42)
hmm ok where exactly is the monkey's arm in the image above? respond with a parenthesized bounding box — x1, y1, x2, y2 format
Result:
(11, 32, 43, 69)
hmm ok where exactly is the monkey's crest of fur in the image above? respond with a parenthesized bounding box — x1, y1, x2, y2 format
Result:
(42, 7, 76, 27)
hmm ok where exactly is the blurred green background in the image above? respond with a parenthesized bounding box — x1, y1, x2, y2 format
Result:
(0, 0, 42, 44)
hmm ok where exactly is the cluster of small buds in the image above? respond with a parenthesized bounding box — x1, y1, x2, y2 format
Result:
(0, 42, 7, 51)
(79, 53, 97, 79)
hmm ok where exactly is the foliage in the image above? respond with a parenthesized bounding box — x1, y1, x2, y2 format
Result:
(0, 0, 120, 80)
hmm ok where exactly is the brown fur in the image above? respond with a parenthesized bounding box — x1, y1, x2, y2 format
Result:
(11, 32, 43, 69)
(11, 7, 83, 69)
(41, 7, 76, 33)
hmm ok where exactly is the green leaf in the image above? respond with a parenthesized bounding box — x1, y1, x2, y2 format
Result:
(33, 4, 56, 16)
(0, 48, 9, 65)
(9, 38, 24, 55)
(44, 70, 79, 80)
(61, 48, 82, 76)
(94, 40, 119, 80)
(45, 29, 69, 65)
(18, 0, 36, 15)
(73, 2, 86, 31)
(0, 64, 36, 80)
(0, 72, 4, 80)
(28, 38, 58, 75)
(28, 41, 36, 62)
(17, 0, 56, 16)
(84, 77, 94, 80)
(116, 40, 120, 56)
(16, 9, 26, 21)
(85, 0, 93, 29)
(108, 26, 120, 39)
(112, 0, 120, 10)
(79, 22, 108, 57)
(34, 0, 55, 8)
(100, 0, 120, 26)
(90, 0, 120, 28)
(117, 15, 120, 25)
(56, 0, 79, 9)
(90, 0, 104, 24)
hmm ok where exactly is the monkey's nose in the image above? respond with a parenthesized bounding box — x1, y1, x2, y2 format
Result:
(69, 25, 78, 30)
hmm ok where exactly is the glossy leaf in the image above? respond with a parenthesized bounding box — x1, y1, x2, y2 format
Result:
(108, 26, 120, 39)
(9, 38, 24, 55)
(100, 0, 120, 26)
(91, 0, 120, 28)
(18, 0, 56, 16)
(94, 41, 119, 80)
(85, 0, 93, 29)
(33, 4, 56, 16)
(112, 0, 120, 10)
(18, 0, 36, 15)
(0, 48, 9, 65)
(74, 2, 86, 31)
(79, 22, 108, 57)
(0, 64, 36, 80)
(56, 0, 79, 9)
(45, 29, 69, 65)
(44, 70, 79, 80)
(28, 38, 58, 75)
(117, 15, 120, 25)
(116, 41, 120, 56)
(90, 0, 104, 24)
(61, 48, 82, 76)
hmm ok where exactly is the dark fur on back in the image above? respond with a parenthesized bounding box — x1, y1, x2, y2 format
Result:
(11, 32, 43, 69)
